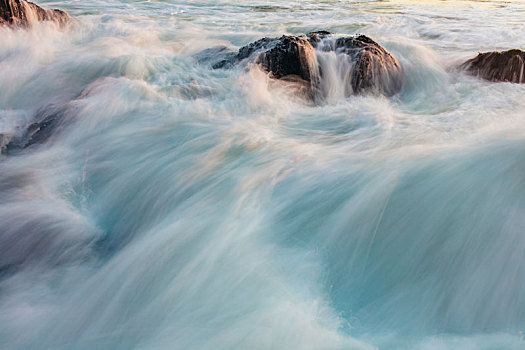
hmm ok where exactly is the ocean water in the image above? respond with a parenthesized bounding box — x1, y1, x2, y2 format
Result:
(1, 1, 525, 349)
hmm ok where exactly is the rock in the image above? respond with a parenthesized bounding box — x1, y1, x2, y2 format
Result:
(327, 35, 403, 96)
(214, 35, 318, 83)
(0, 133, 11, 154)
(0, 0, 69, 27)
(3, 106, 66, 154)
(212, 31, 403, 97)
(461, 49, 525, 83)
(306, 30, 333, 44)
(256, 35, 318, 82)
(194, 46, 236, 66)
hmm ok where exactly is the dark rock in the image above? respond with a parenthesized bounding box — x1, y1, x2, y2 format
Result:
(213, 35, 318, 84)
(3, 106, 66, 154)
(0, 133, 10, 153)
(461, 49, 525, 83)
(0, 0, 69, 27)
(331, 35, 403, 96)
(194, 46, 236, 66)
(256, 35, 317, 81)
(306, 30, 333, 44)
(212, 31, 403, 97)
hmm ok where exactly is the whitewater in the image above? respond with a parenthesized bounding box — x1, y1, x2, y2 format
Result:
(1, 0, 525, 349)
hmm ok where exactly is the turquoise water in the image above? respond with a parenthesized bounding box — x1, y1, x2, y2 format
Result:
(1, 1, 525, 349)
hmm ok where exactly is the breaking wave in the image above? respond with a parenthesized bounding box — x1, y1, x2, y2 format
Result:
(1, 1, 525, 349)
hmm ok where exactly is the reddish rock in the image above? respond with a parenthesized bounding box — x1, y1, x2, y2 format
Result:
(461, 49, 525, 84)
(213, 32, 403, 96)
(0, 0, 68, 27)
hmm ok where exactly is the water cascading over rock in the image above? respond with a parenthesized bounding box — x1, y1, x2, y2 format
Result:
(461, 49, 525, 84)
(212, 31, 404, 98)
(318, 34, 403, 97)
(0, 0, 68, 27)
(2, 106, 67, 154)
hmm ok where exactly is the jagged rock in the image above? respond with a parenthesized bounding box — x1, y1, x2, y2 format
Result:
(461, 49, 525, 83)
(212, 31, 403, 97)
(0, 0, 68, 27)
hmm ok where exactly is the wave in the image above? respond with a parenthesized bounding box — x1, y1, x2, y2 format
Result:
(1, 2, 525, 349)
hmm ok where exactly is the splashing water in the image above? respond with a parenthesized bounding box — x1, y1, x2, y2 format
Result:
(1, 1, 525, 349)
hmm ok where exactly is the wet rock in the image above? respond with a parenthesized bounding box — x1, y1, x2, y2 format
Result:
(212, 31, 403, 97)
(214, 35, 318, 83)
(461, 49, 525, 84)
(327, 35, 403, 96)
(3, 106, 66, 154)
(257, 35, 318, 82)
(194, 46, 236, 66)
(0, 133, 11, 153)
(306, 30, 333, 44)
(0, 0, 69, 27)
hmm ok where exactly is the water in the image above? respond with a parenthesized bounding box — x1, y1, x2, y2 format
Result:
(1, 1, 525, 349)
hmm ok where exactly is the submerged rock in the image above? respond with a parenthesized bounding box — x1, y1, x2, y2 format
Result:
(0, 133, 10, 153)
(0, 0, 69, 27)
(2, 106, 66, 154)
(461, 49, 525, 84)
(194, 46, 236, 66)
(212, 31, 403, 97)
